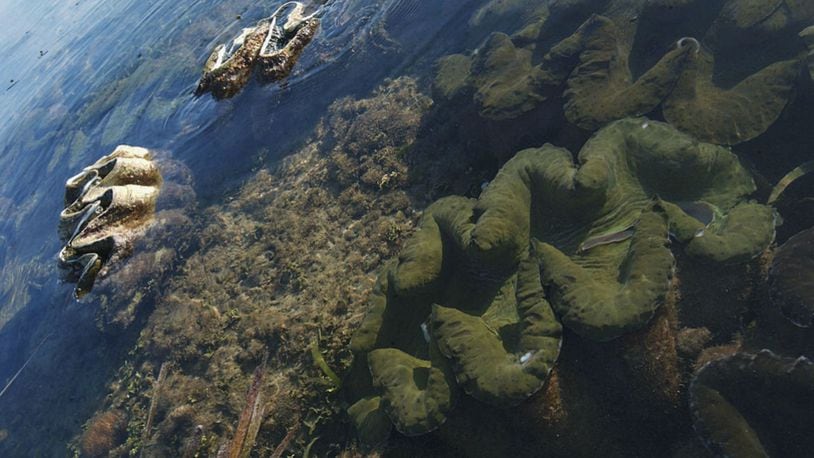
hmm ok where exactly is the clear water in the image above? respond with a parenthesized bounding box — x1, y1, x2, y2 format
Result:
(0, 0, 812, 456)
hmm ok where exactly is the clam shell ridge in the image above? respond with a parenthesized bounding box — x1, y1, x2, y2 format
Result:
(58, 145, 162, 298)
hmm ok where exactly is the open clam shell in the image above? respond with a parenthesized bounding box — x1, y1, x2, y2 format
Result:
(195, 22, 271, 99)
(257, 2, 320, 83)
(58, 145, 162, 298)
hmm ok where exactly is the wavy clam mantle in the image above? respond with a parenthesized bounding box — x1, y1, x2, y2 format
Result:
(347, 117, 775, 444)
(435, 0, 809, 145)
(58, 145, 162, 298)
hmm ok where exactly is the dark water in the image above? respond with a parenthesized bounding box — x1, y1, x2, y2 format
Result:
(0, 0, 812, 456)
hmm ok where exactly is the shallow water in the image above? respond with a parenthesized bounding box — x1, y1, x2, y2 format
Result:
(0, 0, 813, 456)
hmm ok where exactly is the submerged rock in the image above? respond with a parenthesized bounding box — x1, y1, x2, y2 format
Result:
(58, 145, 162, 298)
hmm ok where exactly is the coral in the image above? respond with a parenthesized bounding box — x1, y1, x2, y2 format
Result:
(80, 410, 127, 457)
(348, 117, 775, 444)
(58, 145, 162, 298)
(690, 349, 814, 457)
(769, 226, 814, 327)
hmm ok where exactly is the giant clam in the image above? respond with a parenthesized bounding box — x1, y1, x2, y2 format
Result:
(58, 145, 162, 298)
(196, 1, 321, 99)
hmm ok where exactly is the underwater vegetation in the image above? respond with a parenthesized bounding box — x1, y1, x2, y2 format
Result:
(71, 78, 449, 457)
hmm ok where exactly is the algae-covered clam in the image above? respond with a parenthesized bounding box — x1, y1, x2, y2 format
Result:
(347, 117, 776, 445)
(433, 0, 805, 144)
(769, 227, 814, 327)
(561, 15, 694, 131)
(195, 23, 271, 99)
(58, 145, 162, 298)
(196, 2, 321, 99)
(690, 350, 814, 457)
(256, 2, 320, 83)
(662, 48, 801, 145)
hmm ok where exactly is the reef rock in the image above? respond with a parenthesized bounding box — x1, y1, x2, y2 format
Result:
(58, 145, 162, 298)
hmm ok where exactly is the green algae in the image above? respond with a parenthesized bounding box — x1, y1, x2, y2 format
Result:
(309, 336, 341, 390)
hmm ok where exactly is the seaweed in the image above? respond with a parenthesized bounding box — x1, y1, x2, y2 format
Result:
(141, 362, 169, 450)
(310, 335, 341, 390)
(224, 357, 267, 458)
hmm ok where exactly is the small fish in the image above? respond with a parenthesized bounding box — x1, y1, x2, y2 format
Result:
(579, 227, 635, 252)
